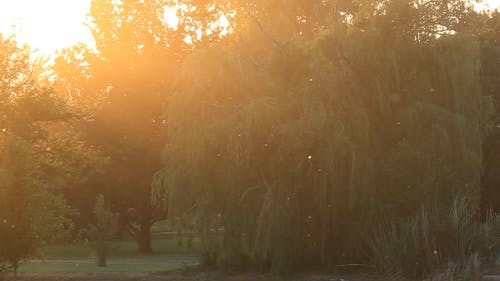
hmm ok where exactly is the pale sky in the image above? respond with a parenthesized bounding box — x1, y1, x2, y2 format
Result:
(0, 0, 94, 56)
(0, 0, 498, 56)
(473, 0, 500, 10)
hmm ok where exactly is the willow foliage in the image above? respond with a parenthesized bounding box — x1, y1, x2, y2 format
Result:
(152, 1, 494, 270)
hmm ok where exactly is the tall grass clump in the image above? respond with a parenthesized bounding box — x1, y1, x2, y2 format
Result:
(370, 194, 500, 280)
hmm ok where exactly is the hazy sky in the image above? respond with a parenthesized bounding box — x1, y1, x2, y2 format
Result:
(0, 0, 498, 56)
(0, 0, 94, 55)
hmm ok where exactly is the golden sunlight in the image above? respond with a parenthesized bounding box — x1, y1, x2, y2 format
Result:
(0, 0, 94, 56)
(163, 5, 180, 30)
(0, 0, 497, 56)
(474, 0, 500, 10)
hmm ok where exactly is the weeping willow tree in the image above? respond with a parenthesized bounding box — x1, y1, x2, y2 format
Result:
(152, 0, 494, 270)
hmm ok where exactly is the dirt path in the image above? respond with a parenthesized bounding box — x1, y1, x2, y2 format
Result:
(14, 270, 383, 281)
(12, 270, 500, 281)
(29, 257, 199, 265)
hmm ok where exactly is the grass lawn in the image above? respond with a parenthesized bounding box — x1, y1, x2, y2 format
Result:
(19, 262, 188, 273)
(16, 234, 201, 274)
(39, 235, 202, 259)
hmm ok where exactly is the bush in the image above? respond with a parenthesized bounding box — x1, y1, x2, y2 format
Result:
(0, 263, 10, 281)
(370, 194, 500, 280)
(86, 195, 119, 267)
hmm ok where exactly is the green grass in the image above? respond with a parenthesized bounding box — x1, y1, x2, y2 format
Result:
(150, 220, 170, 233)
(19, 262, 187, 273)
(14, 234, 202, 274)
(40, 235, 202, 259)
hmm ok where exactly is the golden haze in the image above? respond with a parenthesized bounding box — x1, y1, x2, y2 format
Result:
(0, 0, 498, 55)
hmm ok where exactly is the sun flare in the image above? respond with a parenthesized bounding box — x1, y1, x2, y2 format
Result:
(0, 0, 94, 56)
(0, 0, 498, 56)
(163, 5, 180, 30)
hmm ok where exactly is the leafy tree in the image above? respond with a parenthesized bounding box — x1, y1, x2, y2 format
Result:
(51, 0, 263, 253)
(479, 11, 500, 216)
(0, 35, 102, 276)
(52, 0, 188, 253)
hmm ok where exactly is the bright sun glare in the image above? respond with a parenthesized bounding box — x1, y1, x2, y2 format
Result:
(0, 0, 94, 56)
(0, 0, 192, 56)
(0, 0, 498, 56)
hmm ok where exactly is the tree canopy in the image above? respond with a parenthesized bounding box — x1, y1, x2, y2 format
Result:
(0, 35, 103, 274)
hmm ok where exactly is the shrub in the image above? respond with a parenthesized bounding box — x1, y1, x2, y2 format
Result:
(0, 263, 10, 281)
(370, 194, 500, 280)
(86, 195, 119, 267)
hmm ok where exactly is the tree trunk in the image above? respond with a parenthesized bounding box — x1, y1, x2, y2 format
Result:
(96, 239, 107, 267)
(137, 220, 152, 254)
(480, 127, 500, 220)
(9, 259, 18, 281)
(177, 228, 183, 247)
